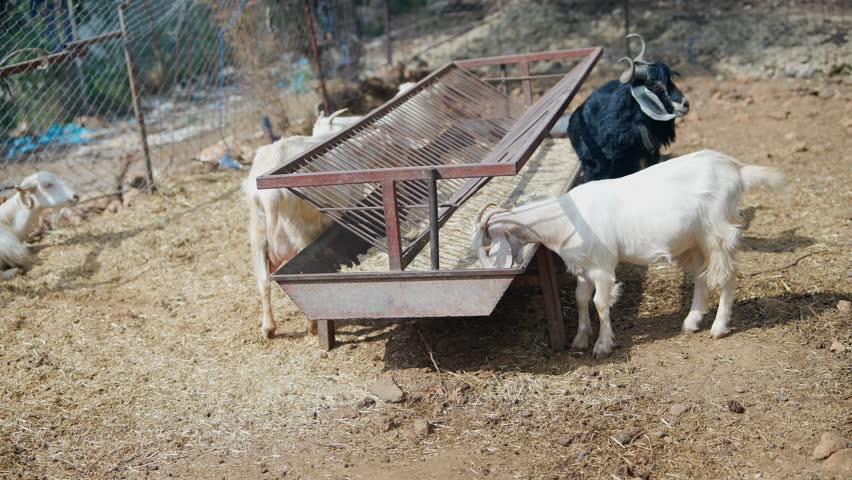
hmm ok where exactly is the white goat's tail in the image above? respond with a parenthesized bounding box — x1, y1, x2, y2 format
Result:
(740, 165, 784, 191)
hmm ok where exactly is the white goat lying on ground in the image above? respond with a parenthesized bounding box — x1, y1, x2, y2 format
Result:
(472, 149, 783, 357)
(0, 171, 79, 280)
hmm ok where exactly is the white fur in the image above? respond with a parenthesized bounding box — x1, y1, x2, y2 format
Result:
(311, 108, 364, 137)
(472, 149, 784, 357)
(0, 171, 78, 280)
(243, 136, 337, 338)
(395, 82, 417, 97)
(311, 83, 416, 138)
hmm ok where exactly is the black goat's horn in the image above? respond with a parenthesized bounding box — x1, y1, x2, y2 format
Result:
(619, 56, 649, 83)
(618, 57, 635, 83)
(626, 33, 647, 64)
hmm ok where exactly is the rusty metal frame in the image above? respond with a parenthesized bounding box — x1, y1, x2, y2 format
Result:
(262, 47, 602, 351)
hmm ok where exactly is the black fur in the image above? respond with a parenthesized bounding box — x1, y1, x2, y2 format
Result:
(566, 63, 686, 181)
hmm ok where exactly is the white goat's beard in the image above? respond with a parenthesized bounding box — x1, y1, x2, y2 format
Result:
(631, 85, 680, 121)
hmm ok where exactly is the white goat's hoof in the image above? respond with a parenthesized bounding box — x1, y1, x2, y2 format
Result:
(710, 327, 730, 339)
(681, 314, 703, 333)
(1, 268, 21, 281)
(261, 324, 277, 339)
(571, 334, 589, 351)
(682, 324, 700, 334)
(592, 341, 613, 359)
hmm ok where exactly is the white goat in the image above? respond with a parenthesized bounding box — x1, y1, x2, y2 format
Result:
(311, 82, 416, 138)
(472, 150, 783, 357)
(312, 108, 363, 137)
(0, 171, 79, 280)
(243, 136, 338, 338)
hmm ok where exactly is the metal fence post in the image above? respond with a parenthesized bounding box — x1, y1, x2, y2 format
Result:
(624, 0, 631, 57)
(303, 0, 330, 114)
(118, 2, 155, 191)
(384, 0, 392, 65)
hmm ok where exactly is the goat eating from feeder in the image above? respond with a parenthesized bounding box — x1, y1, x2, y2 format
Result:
(472, 150, 783, 358)
(555, 33, 689, 182)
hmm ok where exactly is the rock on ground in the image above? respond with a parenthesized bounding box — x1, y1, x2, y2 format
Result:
(368, 374, 404, 403)
(413, 419, 431, 437)
(330, 407, 359, 420)
(828, 339, 846, 353)
(612, 430, 634, 446)
(822, 449, 852, 478)
(669, 403, 690, 418)
(812, 432, 847, 460)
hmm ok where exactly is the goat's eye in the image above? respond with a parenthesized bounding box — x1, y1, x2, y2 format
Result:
(44, 183, 54, 188)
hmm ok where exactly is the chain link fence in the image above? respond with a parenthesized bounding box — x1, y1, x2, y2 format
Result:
(2, 0, 848, 203)
(1, 0, 363, 199)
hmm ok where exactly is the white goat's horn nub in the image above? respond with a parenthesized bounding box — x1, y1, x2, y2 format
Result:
(626, 33, 647, 64)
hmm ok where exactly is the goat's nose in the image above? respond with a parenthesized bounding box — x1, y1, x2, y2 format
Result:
(683, 99, 690, 109)
(72, 194, 80, 202)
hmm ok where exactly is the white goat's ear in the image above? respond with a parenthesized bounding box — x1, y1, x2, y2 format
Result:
(488, 232, 514, 269)
(15, 188, 35, 208)
(473, 227, 495, 268)
(18, 178, 38, 193)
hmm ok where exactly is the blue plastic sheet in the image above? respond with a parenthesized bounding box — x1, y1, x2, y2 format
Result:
(4, 123, 97, 159)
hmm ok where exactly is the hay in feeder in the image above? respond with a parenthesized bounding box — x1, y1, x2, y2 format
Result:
(340, 138, 580, 273)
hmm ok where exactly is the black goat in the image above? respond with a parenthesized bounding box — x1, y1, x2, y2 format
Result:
(559, 34, 689, 181)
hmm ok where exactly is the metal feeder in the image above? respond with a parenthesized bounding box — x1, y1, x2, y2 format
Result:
(257, 47, 602, 350)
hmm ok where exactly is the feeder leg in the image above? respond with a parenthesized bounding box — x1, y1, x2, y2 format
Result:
(536, 248, 566, 351)
(317, 320, 336, 351)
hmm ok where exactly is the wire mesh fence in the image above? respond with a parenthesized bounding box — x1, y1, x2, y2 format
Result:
(1, 0, 848, 204)
(0, 0, 363, 199)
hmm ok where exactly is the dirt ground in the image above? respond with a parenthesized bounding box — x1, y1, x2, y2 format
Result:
(1, 68, 851, 479)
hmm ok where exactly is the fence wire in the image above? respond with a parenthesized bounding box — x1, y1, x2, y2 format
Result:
(1, 0, 848, 202)
(0, 0, 362, 198)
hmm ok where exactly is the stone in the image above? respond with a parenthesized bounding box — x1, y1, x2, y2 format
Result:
(735, 385, 748, 393)
(812, 432, 847, 460)
(669, 403, 690, 418)
(330, 407, 359, 420)
(368, 375, 404, 403)
(356, 397, 375, 409)
(727, 400, 745, 414)
(837, 300, 851, 314)
(822, 449, 852, 478)
(413, 418, 431, 437)
(776, 389, 789, 403)
(612, 430, 634, 446)
(829, 339, 846, 353)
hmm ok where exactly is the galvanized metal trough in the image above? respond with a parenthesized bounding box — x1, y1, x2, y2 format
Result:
(257, 47, 602, 350)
